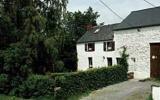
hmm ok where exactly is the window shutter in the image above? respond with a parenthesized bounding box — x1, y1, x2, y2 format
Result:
(93, 43, 95, 51)
(104, 42, 106, 51)
(112, 41, 115, 51)
(85, 44, 87, 51)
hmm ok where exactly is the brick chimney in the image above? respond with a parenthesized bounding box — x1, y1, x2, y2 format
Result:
(86, 24, 93, 31)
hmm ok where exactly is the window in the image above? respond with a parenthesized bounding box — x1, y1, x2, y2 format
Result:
(88, 57, 93, 68)
(104, 41, 115, 51)
(85, 43, 95, 52)
(116, 58, 122, 65)
(94, 28, 100, 34)
(107, 58, 112, 66)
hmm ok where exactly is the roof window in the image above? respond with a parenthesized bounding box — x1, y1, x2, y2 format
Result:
(94, 28, 100, 34)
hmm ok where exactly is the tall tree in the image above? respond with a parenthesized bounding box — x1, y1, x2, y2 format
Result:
(59, 7, 100, 71)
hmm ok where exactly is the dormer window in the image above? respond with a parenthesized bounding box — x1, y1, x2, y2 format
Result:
(94, 28, 100, 34)
(85, 43, 95, 52)
(104, 41, 115, 51)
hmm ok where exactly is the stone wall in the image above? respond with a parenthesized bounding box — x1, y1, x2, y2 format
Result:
(114, 26, 160, 79)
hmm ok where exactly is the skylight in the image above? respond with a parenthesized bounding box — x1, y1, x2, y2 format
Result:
(94, 28, 100, 34)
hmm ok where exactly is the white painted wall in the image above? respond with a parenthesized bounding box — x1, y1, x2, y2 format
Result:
(114, 26, 160, 79)
(77, 41, 117, 71)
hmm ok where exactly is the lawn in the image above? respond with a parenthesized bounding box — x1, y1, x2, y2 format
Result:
(0, 94, 26, 100)
(0, 95, 55, 100)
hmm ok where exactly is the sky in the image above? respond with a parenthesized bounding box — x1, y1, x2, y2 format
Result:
(67, 0, 160, 24)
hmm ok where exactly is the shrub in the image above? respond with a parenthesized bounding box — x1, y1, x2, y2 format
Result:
(12, 75, 55, 98)
(54, 65, 127, 99)
(0, 74, 9, 93)
(119, 46, 129, 75)
(7, 65, 127, 99)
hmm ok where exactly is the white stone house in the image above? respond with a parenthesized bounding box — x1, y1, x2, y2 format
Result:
(77, 24, 118, 70)
(77, 7, 160, 79)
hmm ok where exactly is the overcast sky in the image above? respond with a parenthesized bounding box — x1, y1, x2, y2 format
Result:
(67, 0, 160, 24)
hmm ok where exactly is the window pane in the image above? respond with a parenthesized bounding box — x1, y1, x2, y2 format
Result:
(116, 58, 122, 65)
(88, 43, 95, 51)
(107, 58, 112, 66)
(104, 42, 107, 51)
(88, 57, 93, 68)
(107, 41, 115, 51)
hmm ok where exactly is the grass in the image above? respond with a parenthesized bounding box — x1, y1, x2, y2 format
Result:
(68, 91, 91, 100)
(0, 95, 55, 100)
(146, 78, 160, 100)
(0, 94, 27, 100)
(0, 92, 90, 100)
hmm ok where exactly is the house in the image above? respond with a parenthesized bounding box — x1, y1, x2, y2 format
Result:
(77, 6, 160, 79)
(77, 24, 118, 70)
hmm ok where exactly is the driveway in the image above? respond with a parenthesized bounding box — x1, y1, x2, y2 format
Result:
(80, 80, 159, 100)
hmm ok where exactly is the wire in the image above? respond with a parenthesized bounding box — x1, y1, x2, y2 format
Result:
(97, 0, 135, 27)
(98, 0, 124, 20)
(143, 0, 156, 7)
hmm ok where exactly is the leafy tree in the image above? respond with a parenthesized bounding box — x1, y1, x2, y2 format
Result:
(59, 7, 100, 70)
(0, 0, 69, 93)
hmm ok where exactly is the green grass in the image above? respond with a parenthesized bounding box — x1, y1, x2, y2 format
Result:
(68, 91, 91, 100)
(0, 93, 90, 100)
(0, 95, 55, 100)
(0, 94, 27, 100)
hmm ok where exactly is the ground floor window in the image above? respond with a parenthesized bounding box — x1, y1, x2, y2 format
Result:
(107, 57, 112, 66)
(88, 57, 93, 68)
(116, 58, 122, 65)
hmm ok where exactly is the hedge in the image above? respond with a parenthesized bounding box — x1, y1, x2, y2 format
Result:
(53, 65, 127, 99)
(11, 75, 55, 98)
(3, 65, 127, 99)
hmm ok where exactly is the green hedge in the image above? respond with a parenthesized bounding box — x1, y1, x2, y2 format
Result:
(12, 75, 55, 98)
(54, 65, 127, 99)
(3, 65, 127, 99)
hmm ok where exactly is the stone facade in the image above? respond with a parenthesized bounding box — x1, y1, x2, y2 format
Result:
(114, 26, 160, 79)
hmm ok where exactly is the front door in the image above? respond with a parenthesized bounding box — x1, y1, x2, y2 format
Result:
(150, 43, 160, 78)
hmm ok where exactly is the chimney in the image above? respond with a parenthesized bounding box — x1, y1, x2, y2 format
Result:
(86, 24, 93, 31)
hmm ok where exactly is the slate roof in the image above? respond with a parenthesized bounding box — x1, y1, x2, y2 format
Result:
(114, 6, 160, 30)
(77, 24, 119, 43)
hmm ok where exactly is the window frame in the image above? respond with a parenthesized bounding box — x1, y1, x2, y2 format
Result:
(104, 41, 115, 51)
(88, 57, 93, 68)
(116, 58, 122, 65)
(85, 43, 95, 52)
(107, 57, 112, 66)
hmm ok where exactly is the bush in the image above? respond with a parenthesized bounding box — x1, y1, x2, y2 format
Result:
(54, 65, 127, 99)
(6, 65, 127, 99)
(0, 74, 9, 93)
(12, 75, 55, 98)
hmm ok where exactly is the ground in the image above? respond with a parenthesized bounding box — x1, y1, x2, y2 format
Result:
(80, 79, 159, 100)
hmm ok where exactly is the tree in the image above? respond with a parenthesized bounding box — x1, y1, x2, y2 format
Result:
(59, 7, 100, 71)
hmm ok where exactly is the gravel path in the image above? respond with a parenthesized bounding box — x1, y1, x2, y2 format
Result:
(80, 80, 159, 100)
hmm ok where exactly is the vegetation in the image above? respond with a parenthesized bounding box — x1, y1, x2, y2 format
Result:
(119, 46, 129, 76)
(0, 0, 129, 99)
(0, 0, 99, 97)
(0, 65, 126, 99)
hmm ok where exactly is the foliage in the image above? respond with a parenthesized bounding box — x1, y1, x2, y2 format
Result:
(53, 65, 127, 99)
(1, 66, 126, 99)
(60, 7, 99, 70)
(0, 74, 9, 93)
(12, 75, 55, 98)
(147, 94, 153, 100)
(119, 46, 129, 73)
(0, 43, 32, 93)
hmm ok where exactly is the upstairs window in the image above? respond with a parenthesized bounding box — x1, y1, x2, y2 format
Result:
(104, 41, 115, 51)
(85, 43, 95, 52)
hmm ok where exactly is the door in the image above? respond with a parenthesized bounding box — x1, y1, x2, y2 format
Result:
(150, 43, 160, 78)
